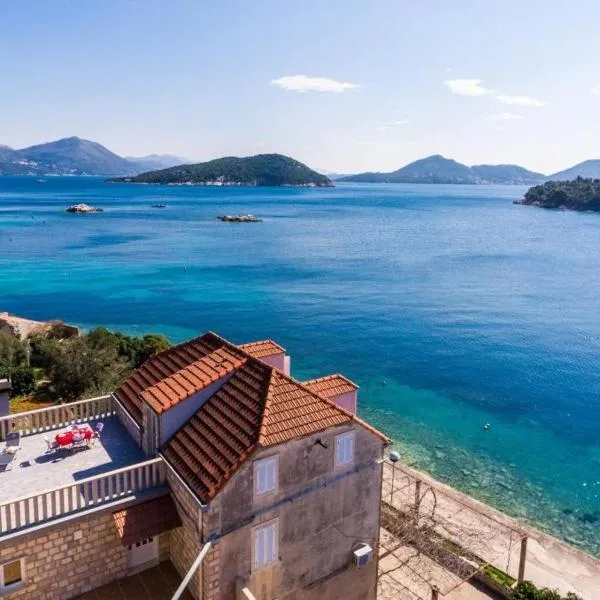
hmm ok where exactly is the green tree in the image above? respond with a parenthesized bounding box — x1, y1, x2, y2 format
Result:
(47, 335, 130, 402)
(0, 332, 26, 370)
(135, 334, 172, 367)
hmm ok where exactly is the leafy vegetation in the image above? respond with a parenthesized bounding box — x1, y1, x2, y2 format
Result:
(1, 327, 172, 405)
(518, 177, 600, 211)
(483, 564, 516, 588)
(510, 581, 582, 600)
(109, 153, 334, 187)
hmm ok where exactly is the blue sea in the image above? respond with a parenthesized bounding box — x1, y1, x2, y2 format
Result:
(2, 176, 599, 554)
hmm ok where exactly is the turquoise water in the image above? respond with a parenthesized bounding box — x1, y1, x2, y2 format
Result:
(2, 176, 600, 554)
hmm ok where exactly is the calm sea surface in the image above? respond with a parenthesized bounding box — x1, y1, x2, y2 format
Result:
(1, 176, 599, 554)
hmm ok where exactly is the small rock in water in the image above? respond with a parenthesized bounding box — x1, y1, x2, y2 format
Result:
(217, 214, 263, 223)
(65, 203, 103, 213)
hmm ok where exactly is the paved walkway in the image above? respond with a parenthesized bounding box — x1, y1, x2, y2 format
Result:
(383, 463, 600, 599)
(74, 561, 194, 600)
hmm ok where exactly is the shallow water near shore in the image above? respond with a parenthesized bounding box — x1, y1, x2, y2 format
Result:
(1, 176, 599, 555)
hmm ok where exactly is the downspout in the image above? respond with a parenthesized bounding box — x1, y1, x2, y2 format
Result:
(171, 541, 212, 600)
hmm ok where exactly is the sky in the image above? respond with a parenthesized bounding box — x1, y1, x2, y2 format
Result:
(2, 0, 600, 174)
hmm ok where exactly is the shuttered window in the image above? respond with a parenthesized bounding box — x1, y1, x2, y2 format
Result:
(335, 431, 355, 467)
(0, 558, 25, 591)
(254, 456, 278, 496)
(253, 520, 278, 569)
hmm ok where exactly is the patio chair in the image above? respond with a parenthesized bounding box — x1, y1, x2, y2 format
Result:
(0, 452, 15, 472)
(90, 422, 104, 446)
(5, 432, 20, 450)
(44, 435, 58, 452)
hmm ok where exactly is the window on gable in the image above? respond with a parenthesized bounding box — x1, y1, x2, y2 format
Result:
(335, 431, 355, 467)
(253, 520, 278, 569)
(254, 456, 278, 496)
(0, 558, 25, 591)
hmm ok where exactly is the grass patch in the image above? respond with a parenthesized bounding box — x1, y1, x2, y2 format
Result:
(9, 395, 55, 414)
(483, 564, 516, 588)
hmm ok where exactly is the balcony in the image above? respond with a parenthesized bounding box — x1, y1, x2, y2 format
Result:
(0, 395, 166, 538)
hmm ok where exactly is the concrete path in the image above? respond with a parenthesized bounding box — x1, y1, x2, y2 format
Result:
(383, 463, 600, 599)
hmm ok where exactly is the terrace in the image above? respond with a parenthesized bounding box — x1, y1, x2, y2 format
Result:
(0, 396, 167, 538)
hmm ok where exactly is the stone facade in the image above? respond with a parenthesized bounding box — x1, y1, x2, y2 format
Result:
(0, 512, 128, 600)
(167, 468, 203, 600)
(201, 423, 385, 600)
(0, 508, 173, 599)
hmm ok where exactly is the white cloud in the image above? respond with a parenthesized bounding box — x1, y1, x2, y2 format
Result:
(487, 112, 524, 121)
(376, 126, 389, 131)
(591, 84, 600, 95)
(496, 94, 545, 107)
(443, 79, 493, 96)
(355, 140, 378, 146)
(270, 75, 358, 93)
(390, 119, 409, 125)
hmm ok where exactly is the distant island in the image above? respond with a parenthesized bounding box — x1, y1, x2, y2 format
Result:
(108, 154, 334, 187)
(0, 137, 189, 177)
(515, 177, 600, 212)
(338, 155, 546, 185)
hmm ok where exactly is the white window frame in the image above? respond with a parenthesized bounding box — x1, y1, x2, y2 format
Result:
(0, 557, 27, 593)
(335, 431, 355, 468)
(252, 519, 279, 570)
(254, 455, 278, 497)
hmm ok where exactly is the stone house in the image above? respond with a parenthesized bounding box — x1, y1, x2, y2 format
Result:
(0, 332, 388, 599)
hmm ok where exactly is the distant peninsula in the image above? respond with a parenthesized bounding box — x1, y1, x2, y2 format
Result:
(338, 155, 545, 185)
(108, 154, 334, 188)
(515, 177, 600, 212)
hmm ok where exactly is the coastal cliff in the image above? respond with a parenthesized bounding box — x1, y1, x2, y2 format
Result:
(107, 153, 334, 188)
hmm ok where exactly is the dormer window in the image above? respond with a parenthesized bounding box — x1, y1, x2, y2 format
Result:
(335, 431, 355, 467)
(254, 456, 278, 496)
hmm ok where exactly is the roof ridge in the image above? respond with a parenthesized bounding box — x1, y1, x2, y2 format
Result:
(257, 366, 277, 447)
(303, 372, 359, 390)
(272, 369, 389, 443)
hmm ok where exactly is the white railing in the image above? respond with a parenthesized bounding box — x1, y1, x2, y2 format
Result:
(0, 457, 166, 536)
(0, 395, 115, 441)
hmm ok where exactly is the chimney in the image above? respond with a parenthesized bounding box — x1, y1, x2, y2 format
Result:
(0, 379, 10, 418)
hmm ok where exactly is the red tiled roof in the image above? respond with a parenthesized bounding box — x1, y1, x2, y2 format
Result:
(116, 330, 388, 503)
(140, 346, 246, 415)
(161, 359, 272, 502)
(238, 339, 285, 359)
(303, 374, 358, 399)
(112, 496, 181, 546)
(114, 332, 230, 423)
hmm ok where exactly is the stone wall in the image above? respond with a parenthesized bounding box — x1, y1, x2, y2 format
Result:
(113, 395, 143, 448)
(0, 512, 128, 599)
(202, 424, 385, 600)
(167, 468, 203, 599)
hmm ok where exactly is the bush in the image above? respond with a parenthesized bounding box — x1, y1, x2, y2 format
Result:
(0, 332, 26, 370)
(510, 582, 583, 600)
(0, 366, 36, 397)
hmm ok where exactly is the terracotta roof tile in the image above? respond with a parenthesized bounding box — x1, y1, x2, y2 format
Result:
(112, 496, 181, 546)
(114, 332, 239, 422)
(117, 331, 388, 504)
(303, 374, 358, 399)
(238, 339, 285, 359)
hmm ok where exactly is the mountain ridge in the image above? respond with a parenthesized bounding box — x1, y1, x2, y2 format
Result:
(339, 155, 546, 185)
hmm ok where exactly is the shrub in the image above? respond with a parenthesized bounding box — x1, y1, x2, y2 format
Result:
(510, 581, 583, 600)
(0, 366, 36, 397)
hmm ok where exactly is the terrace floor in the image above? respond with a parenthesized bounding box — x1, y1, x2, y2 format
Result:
(74, 561, 194, 600)
(0, 417, 145, 503)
